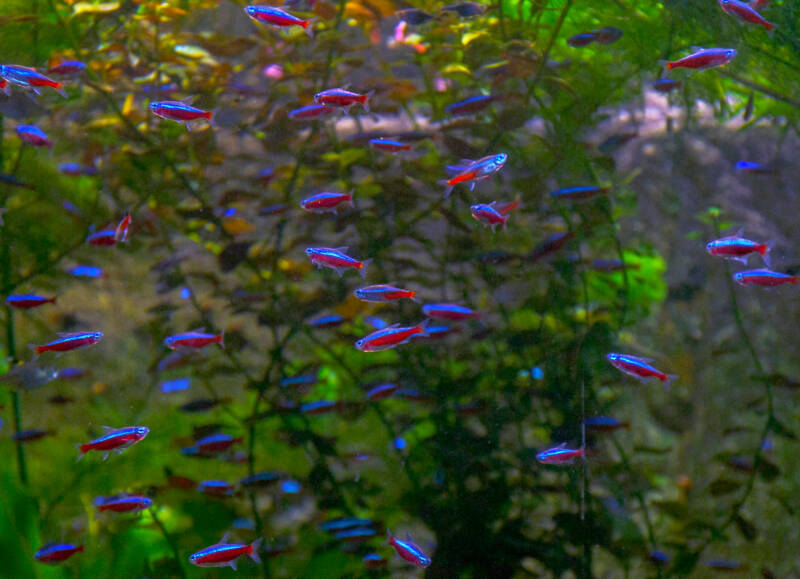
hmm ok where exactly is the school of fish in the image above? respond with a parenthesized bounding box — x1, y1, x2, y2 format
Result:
(0, 0, 787, 573)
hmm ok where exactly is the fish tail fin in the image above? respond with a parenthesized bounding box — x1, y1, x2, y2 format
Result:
(77, 545, 85, 553)
(55, 83, 67, 98)
(792, 276, 799, 285)
(218, 330, 225, 349)
(27, 344, 41, 360)
(765, 21, 774, 32)
(662, 374, 678, 390)
(249, 537, 263, 564)
(417, 318, 431, 337)
(204, 110, 213, 120)
(658, 59, 671, 72)
(49, 297, 57, 305)
(304, 18, 316, 38)
(76, 443, 88, 461)
(348, 189, 355, 208)
(359, 259, 372, 279)
(363, 90, 374, 112)
(437, 179, 454, 198)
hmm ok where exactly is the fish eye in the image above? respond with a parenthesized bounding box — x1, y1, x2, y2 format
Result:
(246, 6, 255, 14)
(726, 50, 734, 58)
(355, 340, 363, 347)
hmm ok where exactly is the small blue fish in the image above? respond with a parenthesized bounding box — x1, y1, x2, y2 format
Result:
(240, 472, 281, 487)
(34, 542, 84, 563)
(736, 160, 773, 174)
(536, 442, 586, 465)
(160, 377, 191, 393)
(445, 94, 494, 116)
(308, 314, 345, 328)
(439, 153, 507, 197)
(388, 533, 431, 568)
(189, 532, 262, 569)
(67, 265, 103, 278)
(550, 185, 609, 200)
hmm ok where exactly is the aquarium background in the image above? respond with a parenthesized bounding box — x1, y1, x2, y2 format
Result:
(0, 0, 798, 577)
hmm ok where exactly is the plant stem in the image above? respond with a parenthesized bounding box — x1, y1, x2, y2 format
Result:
(151, 508, 187, 579)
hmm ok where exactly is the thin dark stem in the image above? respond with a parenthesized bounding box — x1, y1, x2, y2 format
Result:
(151, 508, 187, 579)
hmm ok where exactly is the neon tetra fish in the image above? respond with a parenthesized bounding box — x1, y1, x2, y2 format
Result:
(34, 543, 84, 564)
(190, 532, 262, 570)
(422, 303, 481, 321)
(663, 47, 737, 71)
(0, 65, 66, 96)
(445, 94, 494, 116)
(245, 5, 313, 37)
(77, 425, 149, 461)
(706, 234, 768, 263)
(369, 138, 412, 152)
(149, 101, 212, 128)
(355, 321, 429, 352)
(733, 269, 798, 287)
(718, 0, 774, 30)
(300, 191, 354, 213)
(388, 532, 431, 568)
(30, 331, 103, 356)
(164, 331, 224, 350)
(86, 230, 117, 246)
(48, 60, 86, 76)
(353, 284, 417, 303)
(16, 125, 52, 147)
(305, 247, 371, 278)
(288, 104, 338, 120)
(440, 153, 507, 197)
(470, 202, 508, 230)
(314, 87, 373, 112)
(94, 495, 153, 513)
(607, 353, 677, 385)
(5, 295, 56, 309)
(536, 442, 586, 465)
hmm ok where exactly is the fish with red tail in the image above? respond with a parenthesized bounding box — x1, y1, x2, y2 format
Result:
(149, 101, 213, 128)
(306, 247, 371, 278)
(314, 87, 373, 112)
(536, 442, 587, 465)
(164, 331, 225, 350)
(77, 425, 149, 461)
(190, 532, 262, 570)
(245, 5, 314, 37)
(607, 353, 677, 385)
(34, 543, 84, 564)
(388, 532, 431, 568)
(706, 233, 769, 263)
(30, 331, 103, 357)
(440, 153, 507, 197)
(355, 320, 429, 352)
(5, 294, 56, 309)
(733, 269, 798, 287)
(0, 65, 66, 96)
(718, 0, 774, 30)
(662, 47, 737, 72)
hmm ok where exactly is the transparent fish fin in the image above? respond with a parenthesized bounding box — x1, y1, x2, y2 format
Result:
(220, 531, 230, 544)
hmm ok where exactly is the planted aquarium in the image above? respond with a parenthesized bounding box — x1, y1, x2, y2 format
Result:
(0, 0, 797, 577)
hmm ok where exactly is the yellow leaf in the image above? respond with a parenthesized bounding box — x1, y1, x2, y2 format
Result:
(85, 115, 122, 128)
(223, 217, 255, 236)
(461, 30, 487, 45)
(174, 45, 219, 67)
(121, 93, 135, 117)
(72, 2, 121, 16)
(441, 63, 472, 77)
